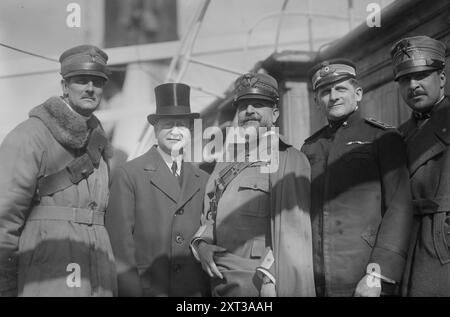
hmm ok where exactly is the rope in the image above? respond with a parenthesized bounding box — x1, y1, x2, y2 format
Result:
(0, 42, 59, 63)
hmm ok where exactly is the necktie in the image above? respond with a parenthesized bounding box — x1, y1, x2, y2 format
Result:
(171, 161, 178, 177)
(171, 161, 182, 186)
(413, 111, 432, 121)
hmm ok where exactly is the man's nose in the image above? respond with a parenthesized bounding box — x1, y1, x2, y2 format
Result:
(85, 81, 94, 91)
(409, 78, 420, 90)
(171, 126, 184, 134)
(245, 104, 256, 113)
(329, 88, 338, 101)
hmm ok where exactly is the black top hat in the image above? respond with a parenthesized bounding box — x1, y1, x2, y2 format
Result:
(147, 83, 200, 125)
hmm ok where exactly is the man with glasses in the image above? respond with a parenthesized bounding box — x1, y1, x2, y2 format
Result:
(106, 83, 210, 297)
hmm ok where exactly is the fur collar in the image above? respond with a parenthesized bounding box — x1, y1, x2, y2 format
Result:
(29, 96, 113, 159)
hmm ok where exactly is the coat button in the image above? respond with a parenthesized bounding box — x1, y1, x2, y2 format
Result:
(173, 264, 181, 273)
(177, 209, 184, 215)
(175, 234, 184, 244)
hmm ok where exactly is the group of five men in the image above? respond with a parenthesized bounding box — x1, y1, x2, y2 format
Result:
(0, 34, 448, 297)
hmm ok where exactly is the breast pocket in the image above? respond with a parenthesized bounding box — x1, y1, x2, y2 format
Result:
(237, 175, 270, 218)
(342, 146, 375, 169)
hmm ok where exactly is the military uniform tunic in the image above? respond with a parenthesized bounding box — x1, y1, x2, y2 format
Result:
(301, 111, 413, 296)
(200, 161, 271, 297)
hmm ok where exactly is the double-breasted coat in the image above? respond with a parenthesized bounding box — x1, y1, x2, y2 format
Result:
(0, 97, 117, 297)
(400, 96, 450, 296)
(105, 145, 210, 297)
(301, 111, 413, 296)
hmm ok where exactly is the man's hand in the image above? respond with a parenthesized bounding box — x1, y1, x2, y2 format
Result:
(197, 241, 227, 279)
(354, 274, 381, 297)
(259, 276, 276, 297)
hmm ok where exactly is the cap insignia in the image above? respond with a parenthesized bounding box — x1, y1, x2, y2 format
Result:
(238, 74, 258, 88)
(319, 63, 336, 77)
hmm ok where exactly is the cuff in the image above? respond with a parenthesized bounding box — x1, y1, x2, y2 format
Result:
(366, 263, 396, 284)
(256, 268, 276, 284)
(256, 249, 276, 284)
(190, 238, 208, 262)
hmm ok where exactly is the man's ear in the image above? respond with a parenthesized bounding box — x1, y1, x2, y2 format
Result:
(355, 86, 363, 103)
(440, 70, 446, 88)
(272, 106, 280, 124)
(61, 79, 68, 96)
(313, 91, 320, 106)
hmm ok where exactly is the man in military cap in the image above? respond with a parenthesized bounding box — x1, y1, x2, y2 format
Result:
(301, 59, 413, 296)
(105, 83, 211, 296)
(391, 35, 450, 296)
(190, 72, 315, 297)
(0, 45, 116, 296)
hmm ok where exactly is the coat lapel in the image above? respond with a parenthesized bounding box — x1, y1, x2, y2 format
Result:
(407, 97, 450, 176)
(143, 146, 181, 203)
(176, 162, 201, 210)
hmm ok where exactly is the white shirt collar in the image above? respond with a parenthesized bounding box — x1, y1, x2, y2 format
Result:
(60, 97, 92, 119)
(156, 146, 182, 176)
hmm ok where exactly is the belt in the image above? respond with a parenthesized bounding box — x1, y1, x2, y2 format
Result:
(412, 197, 450, 216)
(28, 206, 105, 226)
(413, 198, 439, 216)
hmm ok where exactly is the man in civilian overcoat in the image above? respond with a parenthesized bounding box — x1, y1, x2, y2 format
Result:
(105, 83, 210, 296)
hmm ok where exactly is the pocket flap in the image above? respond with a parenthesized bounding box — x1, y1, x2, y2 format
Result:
(250, 239, 266, 259)
(361, 225, 378, 247)
(238, 176, 269, 193)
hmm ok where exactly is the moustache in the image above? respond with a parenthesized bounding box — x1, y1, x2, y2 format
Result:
(408, 90, 426, 99)
(167, 134, 184, 141)
(244, 116, 260, 122)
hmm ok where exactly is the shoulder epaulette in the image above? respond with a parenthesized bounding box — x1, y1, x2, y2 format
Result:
(365, 118, 395, 130)
(304, 125, 327, 143)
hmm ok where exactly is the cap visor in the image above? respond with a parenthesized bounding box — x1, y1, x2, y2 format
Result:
(63, 70, 109, 80)
(235, 94, 276, 102)
(395, 66, 442, 81)
(315, 74, 354, 90)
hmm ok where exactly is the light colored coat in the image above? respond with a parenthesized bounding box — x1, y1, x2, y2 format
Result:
(196, 142, 316, 297)
(0, 116, 116, 297)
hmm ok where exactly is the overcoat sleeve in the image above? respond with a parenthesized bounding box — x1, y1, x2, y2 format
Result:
(190, 172, 216, 261)
(271, 148, 315, 296)
(0, 123, 44, 296)
(370, 129, 413, 284)
(105, 166, 142, 297)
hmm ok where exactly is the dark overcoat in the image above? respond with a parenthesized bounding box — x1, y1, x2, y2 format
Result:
(105, 145, 210, 297)
(400, 96, 450, 296)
